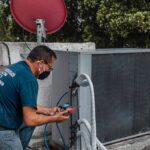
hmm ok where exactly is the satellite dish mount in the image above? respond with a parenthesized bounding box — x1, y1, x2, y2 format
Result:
(10, 0, 67, 45)
(36, 19, 47, 45)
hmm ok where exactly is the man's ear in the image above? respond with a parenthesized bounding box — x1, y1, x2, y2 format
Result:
(40, 60, 45, 63)
(36, 60, 43, 65)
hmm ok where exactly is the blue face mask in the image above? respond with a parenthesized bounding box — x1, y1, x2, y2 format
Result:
(38, 71, 51, 80)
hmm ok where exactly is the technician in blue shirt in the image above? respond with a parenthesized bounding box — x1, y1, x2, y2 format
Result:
(0, 45, 70, 150)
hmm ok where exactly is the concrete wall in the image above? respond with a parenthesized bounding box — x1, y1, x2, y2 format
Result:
(0, 42, 95, 149)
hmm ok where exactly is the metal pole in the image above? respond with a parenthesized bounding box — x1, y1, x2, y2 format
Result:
(36, 19, 46, 45)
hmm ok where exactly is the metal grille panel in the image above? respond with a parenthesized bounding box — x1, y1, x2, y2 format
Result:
(92, 53, 150, 142)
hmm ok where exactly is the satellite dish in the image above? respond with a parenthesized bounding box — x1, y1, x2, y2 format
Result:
(10, 0, 67, 34)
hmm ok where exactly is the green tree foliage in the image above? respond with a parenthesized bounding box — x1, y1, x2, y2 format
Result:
(0, 1, 14, 41)
(0, 0, 150, 48)
(96, 0, 150, 47)
(0, 1, 36, 41)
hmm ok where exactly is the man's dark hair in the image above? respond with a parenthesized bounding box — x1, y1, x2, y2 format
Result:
(27, 45, 57, 63)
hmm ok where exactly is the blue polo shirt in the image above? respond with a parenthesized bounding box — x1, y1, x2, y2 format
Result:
(0, 61, 38, 129)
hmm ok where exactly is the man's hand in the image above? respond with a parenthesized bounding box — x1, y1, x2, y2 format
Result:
(50, 106, 61, 113)
(53, 110, 70, 122)
(36, 106, 61, 116)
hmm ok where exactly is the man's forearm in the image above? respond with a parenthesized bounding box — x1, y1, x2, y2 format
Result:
(25, 112, 58, 126)
(36, 105, 50, 115)
(23, 106, 69, 127)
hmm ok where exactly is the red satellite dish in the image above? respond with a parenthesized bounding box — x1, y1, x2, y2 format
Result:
(10, 0, 67, 34)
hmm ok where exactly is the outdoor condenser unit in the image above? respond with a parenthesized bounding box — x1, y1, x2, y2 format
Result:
(52, 48, 150, 149)
(92, 49, 150, 143)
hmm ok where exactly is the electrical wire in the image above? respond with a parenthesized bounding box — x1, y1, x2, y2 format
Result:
(56, 123, 67, 150)
(70, 74, 77, 132)
(69, 73, 80, 148)
(56, 91, 69, 106)
(69, 91, 80, 149)
(44, 91, 69, 150)
(22, 29, 32, 51)
(26, 146, 33, 150)
(56, 91, 69, 150)
(44, 124, 50, 150)
(0, 41, 11, 65)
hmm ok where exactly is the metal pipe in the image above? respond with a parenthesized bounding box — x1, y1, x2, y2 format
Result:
(77, 131, 91, 150)
(104, 131, 150, 146)
(77, 73, 97, 150)
(78, 119, 107, 150)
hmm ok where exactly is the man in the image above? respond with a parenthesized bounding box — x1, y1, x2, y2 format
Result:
(0, 45, 70, 149)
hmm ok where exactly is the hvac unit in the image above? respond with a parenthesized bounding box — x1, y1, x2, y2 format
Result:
(52, 48, 150, 150)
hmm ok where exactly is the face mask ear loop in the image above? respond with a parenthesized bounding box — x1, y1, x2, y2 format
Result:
(38, 61, 43, 74)
(39, 67, 41, 74)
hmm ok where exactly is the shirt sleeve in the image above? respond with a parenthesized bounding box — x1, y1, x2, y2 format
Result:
(19, 80, 38, 108)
